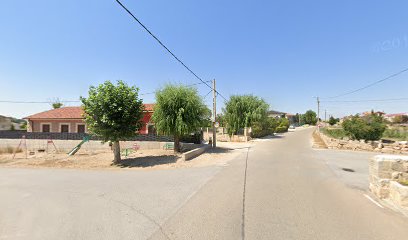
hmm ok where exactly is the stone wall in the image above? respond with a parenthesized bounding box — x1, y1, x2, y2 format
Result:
(319, 132, 408, 155)
(369, 155, 408, 208)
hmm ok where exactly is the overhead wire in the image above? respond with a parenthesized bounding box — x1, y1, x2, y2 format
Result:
(324, 67, 408, 99)
(114, 0, 228, 101)
(0, 81, 213, 104)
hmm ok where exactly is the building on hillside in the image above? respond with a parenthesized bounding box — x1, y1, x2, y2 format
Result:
(384, 113, 408, 122)
(361, 111, 385, 117)
(23, 104, 155, 134)
(0, 115, 12, 130)
(268, 110, 287, 119)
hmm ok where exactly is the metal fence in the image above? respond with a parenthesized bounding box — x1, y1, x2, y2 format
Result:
(0, 130, 174, 142)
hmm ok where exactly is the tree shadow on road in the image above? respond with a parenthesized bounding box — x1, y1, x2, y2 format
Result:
(114, 155, 180, 168)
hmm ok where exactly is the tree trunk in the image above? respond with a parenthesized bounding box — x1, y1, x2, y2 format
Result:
(113, 141, 121, 164)
(174, 135, 181, 153)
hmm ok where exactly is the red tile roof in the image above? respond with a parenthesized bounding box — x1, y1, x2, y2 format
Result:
(24, 104, 155, 119)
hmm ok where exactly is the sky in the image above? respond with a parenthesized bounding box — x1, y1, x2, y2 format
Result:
(0, 0, 407, 119)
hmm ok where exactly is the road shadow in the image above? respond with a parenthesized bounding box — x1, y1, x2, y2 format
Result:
(204, 147, 232, 154)
(114, 155, 180, 168)
(262, 135, 284, 139)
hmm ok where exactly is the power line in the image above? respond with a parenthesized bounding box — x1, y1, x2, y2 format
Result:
(114, 0, 228, 101)
(321, 97, 408, 103)
(325, 67, 408, 99)
(0, 100, 79, 104)
(0, 81, 214, 104)
(203, 89, 213, 98)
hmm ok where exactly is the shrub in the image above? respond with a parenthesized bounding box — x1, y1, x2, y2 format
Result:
(275, 126, 288, 133)
(383, 127, 408, 141)
(322, 128, 347, 139)
(342, 114, 386, 140)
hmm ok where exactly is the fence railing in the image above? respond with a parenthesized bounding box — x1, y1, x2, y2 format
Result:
(0, 130, 174, 142)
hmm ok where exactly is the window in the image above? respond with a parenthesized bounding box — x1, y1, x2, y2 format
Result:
(60, 124, 69, 133)
(77, 124, 85, 133)
(42, 124, 50, 132)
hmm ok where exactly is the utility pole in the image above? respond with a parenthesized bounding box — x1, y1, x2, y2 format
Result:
(317, 96, 320, 130)
(212, 79, 217, 148)
(324, 109, 327, 122)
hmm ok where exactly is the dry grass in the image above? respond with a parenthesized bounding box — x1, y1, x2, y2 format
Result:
(0, 144, 245, 170)
(0, 146, 22, 154)
(398, 179, 408, 186)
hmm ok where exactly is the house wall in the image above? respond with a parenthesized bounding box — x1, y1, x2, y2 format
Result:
(139, 112, 153, 134)
(27, 112, 154, 134)
(29, 119, 86, 133)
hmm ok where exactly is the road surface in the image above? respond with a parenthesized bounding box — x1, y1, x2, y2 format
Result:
(1, 128, 408, 239)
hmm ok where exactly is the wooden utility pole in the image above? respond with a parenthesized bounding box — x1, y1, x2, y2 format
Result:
(212, 79, 217, 148)
(317, 97, 320, 131)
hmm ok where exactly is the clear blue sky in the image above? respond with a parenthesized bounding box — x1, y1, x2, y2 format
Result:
(1, 0, 407, 119)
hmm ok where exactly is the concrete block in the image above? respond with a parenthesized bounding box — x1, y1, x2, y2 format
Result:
(182, 145, 210, 161)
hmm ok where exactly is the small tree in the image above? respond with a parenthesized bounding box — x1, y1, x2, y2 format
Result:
(302, 110, 317, 125)
(50, 98, 63, 109)
(80, 80, 144, 164)
(152, 84, 209, 152)
(328, 116, 339, 126)
(223, 95, 269, 135)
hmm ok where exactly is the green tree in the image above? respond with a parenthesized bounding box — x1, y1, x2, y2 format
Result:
(342, 114, 386, 140)
(328, 116, 339, 126)
(152, 84, 209, 152)
(223, 95, 269, 135)
(80, 80, 144, 164)
(51, 98, 63, 109)
(302, 110, 317, 125)
(20, 121, 27, 130)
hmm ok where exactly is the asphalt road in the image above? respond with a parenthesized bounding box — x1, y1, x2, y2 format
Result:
(1, 128, 408, 239)
(150, 128, 408, 240)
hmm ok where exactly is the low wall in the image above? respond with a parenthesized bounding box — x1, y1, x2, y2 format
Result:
(319, 133, 408, 155)
(369, 155, 408, 208)
(203, 128, 251, 142)
(0, 139, 173, 153)
(182, 145, 211, 161)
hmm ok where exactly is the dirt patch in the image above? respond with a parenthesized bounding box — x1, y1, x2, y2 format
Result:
(0, 143, 248, 170)
(312, 130, 328, 149)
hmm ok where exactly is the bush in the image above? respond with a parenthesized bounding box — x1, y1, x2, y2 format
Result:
(322, 128, 347, 139)
(342, 114, 386, 140)
(383, 127, 408, 141)
(275, 126, 287, 133)
(273, 118, 289, 133)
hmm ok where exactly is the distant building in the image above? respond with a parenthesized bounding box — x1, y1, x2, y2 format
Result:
(384, 113, 408, 122)
(24, 104, 155, 134)
(0, 115, 12, 130)
(361, 111, 385, 117)
(268, 110, 287, 119)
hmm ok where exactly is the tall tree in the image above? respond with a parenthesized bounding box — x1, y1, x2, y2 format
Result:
(152, 84, 209, 152)
(302, 110, 318, 125)
(80, 80, 144, 164)
(223, 95, 269, 135)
